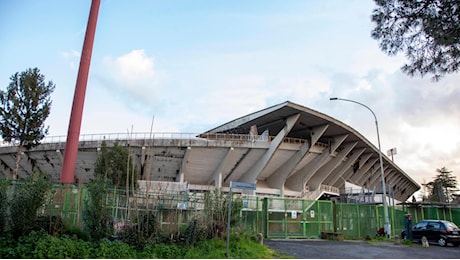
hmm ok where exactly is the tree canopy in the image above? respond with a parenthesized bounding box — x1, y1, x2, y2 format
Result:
(0, 68, 55, 179)
(371, 0, 460, 81)
(423, 167, 458, 203)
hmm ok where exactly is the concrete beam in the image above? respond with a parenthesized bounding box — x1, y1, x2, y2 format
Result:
(308, 141, 358, 191)
(239, 113, 300, 183)
(324, 148, 366, 186)
(265, 124, 329, 192)
(339, 154, 375, 186)
(368, 164, 390, 190)
(285, 143, 334, 192)
(266, 140, 310, 191)
(208, 147, 235, 188)
(349, 157, 378, 184)
(353, 159, 380, 184)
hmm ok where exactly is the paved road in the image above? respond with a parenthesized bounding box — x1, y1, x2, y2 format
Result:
(264, 239, 460, 259)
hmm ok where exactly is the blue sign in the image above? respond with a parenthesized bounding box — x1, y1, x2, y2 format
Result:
(230, 181, 256, 190)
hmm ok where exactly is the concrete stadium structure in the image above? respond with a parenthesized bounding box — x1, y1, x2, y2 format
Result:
(0, 101, 420, 202)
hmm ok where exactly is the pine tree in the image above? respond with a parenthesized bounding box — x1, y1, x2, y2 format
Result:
(371, 0, 460, 81)
(0, 68, 55, 179)
(423, 167, 458, 203)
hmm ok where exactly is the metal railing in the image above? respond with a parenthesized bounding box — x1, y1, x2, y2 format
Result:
(1, 132, 327, 147)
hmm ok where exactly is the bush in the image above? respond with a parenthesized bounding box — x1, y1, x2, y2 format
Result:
(152, 243, 185, 259)
(62, 224, 90, 240)
(36, 215, 64, 235)
(93, 239, 138, 258)
(9, 172, 52, 239)
(82, 176, 112, 241)
(34, 234, 91, 259)
(0, 178, 9, 232)
(184, 218, 204, 246)
(8, 230, 48, 258)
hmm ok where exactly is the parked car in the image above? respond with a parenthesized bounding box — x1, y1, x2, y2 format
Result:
(401, 220, 460, 247)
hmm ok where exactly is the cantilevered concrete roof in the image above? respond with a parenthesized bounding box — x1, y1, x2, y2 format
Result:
(203, 101, 420, 201)
(0, 101, 420, 202)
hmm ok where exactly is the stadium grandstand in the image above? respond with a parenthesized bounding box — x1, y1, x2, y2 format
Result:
(0, 101, 420, 203)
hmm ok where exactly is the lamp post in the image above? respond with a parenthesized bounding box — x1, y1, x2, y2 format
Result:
(329, 97, 391, 237)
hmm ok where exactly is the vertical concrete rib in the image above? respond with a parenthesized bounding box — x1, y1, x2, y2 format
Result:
(238, 113, 300, 183)
(179, 147, 191, 183)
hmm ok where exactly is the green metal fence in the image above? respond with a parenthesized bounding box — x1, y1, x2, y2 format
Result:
(263, 197, 334, 239)
(5, 181, 460, 239)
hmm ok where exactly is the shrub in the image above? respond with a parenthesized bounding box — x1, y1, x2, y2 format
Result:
(202, 190, 243, 239)
(36, 215, 64, 235)
(93, 239, 138, 258)
(9, 230, 48, 258)
(152, 243, 185, 259)
(62, 224, 90, 240)
(184, 218, 204, 246)
(82, 176, 112, 241)
(9, 172, 52, 239)
(34, 234, 91, 259)
(0, 178, 9, 232)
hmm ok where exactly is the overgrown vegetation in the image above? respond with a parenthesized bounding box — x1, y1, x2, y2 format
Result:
(0, 174, 274, 258)
(9, 172, 52, 239)
(0, 230, 274, 258)
(82, 176, 112, 241)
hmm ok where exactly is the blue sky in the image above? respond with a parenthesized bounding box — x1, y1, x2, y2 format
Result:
(1, 0, 460, 194)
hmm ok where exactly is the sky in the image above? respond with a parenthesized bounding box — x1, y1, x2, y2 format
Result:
(1, 0, 460, 198)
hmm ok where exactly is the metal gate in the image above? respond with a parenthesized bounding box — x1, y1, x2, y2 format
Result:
(263, 197, 333, 238)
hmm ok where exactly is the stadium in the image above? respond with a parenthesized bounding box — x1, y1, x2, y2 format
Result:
(0, 100, 420, 203)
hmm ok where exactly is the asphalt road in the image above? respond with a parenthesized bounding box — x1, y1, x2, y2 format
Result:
(264, 239, 460, 259)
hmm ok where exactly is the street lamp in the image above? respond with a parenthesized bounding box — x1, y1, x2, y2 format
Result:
(329, 97, 391, 237)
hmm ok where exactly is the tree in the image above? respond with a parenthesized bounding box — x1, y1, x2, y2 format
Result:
(0, 68, 55, 179)
(94, 140, 138, 188)
(423, 167, 458, 203)
(371, 0, 460, 81)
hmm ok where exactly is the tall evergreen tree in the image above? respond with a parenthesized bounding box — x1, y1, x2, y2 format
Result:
(423, 167, 458, 203)
(371, 0, 460, 81)
(0, 68, 55, 179)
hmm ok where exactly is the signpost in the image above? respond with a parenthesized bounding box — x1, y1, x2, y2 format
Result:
(226, 181, 256, 258)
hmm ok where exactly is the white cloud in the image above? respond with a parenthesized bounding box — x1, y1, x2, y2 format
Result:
(278, 76, 331, 100)
(95, 49, 162, 113)
(60, 49, 80, 70)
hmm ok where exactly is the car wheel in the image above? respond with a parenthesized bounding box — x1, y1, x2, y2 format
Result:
(453, 243, 459, 247)
(438, 237, 447, 247)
